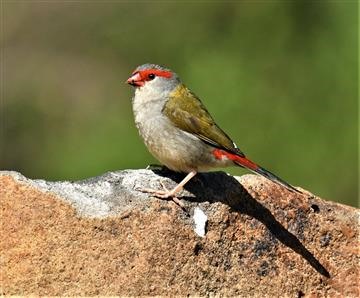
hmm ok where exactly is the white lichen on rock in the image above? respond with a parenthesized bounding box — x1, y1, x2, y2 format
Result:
(193, 207, 208, 237)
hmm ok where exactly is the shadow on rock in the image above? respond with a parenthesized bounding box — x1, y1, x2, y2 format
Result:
(153, 168, 330, 278)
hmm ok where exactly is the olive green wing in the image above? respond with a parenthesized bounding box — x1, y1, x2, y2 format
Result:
(163, 84, 244, 157)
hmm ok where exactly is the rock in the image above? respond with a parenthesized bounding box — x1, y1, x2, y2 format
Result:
(0, 169, 359, 296)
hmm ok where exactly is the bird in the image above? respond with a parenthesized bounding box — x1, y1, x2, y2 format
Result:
(126, 63, 301, 204)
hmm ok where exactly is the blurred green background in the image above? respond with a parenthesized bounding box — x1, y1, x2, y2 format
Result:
(1, 1, 358, 206)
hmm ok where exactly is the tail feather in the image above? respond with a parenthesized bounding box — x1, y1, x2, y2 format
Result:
(212, 149, 301, 193)
(251, 166, 301, 193)
(232, 155, 301, 193)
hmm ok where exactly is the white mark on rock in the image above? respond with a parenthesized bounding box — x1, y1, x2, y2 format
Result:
(193, 207, 208, 237)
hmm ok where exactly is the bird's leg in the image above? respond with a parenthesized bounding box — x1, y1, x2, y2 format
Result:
(139, 171, 197, 206)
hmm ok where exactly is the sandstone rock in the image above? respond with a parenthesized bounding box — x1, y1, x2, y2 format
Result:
(0, 169, 359, 296)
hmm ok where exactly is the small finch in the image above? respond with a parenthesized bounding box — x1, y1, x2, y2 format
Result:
(127, 63, 300, 202)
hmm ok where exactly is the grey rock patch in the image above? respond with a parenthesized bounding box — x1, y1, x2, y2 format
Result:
(1, 170, 163, 217)
(1, 169, 208, 218)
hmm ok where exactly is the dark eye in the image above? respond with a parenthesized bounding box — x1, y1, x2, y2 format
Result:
(148, 73, 155, 80)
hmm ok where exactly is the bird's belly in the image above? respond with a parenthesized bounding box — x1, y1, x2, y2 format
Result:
(135, 116, 232, 172)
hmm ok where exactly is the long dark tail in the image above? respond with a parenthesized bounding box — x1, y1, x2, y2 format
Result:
(251, 165, 301, 193)
(232, 155, 301, 193)
(212, 149, 301, 193)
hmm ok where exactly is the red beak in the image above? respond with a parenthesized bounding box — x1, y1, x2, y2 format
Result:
(126, 72, 144, 87)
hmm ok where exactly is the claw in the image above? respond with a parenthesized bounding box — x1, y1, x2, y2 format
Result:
(137, 182, 185, 208)
(159, 180, 170, 193)
(135, 171, 197, 209)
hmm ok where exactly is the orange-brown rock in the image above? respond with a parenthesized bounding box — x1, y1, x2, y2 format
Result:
(0, 170, 359, 296)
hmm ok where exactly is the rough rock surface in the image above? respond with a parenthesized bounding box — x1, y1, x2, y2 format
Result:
(1, 169, 359, 296)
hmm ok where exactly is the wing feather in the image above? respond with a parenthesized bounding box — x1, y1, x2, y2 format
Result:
(163, 84, 244, 157)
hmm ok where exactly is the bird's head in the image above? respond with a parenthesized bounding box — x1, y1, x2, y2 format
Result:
(126, 63, 180, 93)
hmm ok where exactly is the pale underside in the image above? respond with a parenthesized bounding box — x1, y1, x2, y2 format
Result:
(132, 86, 235, 173)
(135, 104, 234, 172)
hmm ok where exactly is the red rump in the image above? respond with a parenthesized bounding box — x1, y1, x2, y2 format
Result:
(135, 69, 173, 80)
(212, 149, 259, 170)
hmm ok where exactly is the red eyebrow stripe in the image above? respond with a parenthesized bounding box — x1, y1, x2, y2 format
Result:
(135, 69, 173, 79)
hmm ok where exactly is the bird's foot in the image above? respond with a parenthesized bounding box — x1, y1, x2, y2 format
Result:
(138, 181, 185, 208)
